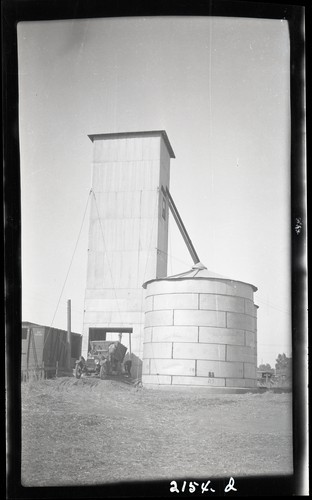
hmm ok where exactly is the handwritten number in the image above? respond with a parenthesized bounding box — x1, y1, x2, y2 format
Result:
(170, 478, 236, 494)
(201, 481, 210, 493)
(295, 218, 302, 235)
(224, 477, 237, 493)
(170, 481, 179, 493)
(201, 480, 215, 493)
(189, 482, 199, 493)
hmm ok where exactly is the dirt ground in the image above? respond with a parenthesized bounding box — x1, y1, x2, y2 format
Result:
(21, 376, 293, 488)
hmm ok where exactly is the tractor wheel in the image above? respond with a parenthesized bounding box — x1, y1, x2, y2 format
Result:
(100, 364, 108, 380)
(75, 364, 82, 379)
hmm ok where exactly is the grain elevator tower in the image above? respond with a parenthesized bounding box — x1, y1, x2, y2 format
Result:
(82, 131, 175, 374)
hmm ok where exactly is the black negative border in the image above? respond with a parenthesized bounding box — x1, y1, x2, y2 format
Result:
(3, 0, 307, 497)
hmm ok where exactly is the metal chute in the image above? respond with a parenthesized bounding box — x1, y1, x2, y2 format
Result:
(163, 186, 204, 267)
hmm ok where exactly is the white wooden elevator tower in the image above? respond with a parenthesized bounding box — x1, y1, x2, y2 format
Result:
(82, 131, 175, 373)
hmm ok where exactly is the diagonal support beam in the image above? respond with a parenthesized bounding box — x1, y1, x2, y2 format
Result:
(163, 186, 201, 265)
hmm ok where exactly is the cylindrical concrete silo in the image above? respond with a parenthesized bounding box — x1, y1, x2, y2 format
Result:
(142, 264, 258, 390)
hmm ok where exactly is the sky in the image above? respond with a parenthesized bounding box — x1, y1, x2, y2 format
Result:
(18, 15, 292, 367)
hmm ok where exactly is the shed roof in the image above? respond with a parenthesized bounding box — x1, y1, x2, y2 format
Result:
(22, 321, 42, 327)
(88, 130, 175, 158)
(22, 321, 82, 335)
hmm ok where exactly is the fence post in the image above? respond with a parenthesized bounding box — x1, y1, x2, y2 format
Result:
(56, 361, 58, 378)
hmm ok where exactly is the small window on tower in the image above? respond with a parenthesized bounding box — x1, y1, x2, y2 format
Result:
(162, 196, 166, 220)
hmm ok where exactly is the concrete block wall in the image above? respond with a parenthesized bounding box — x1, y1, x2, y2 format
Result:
(142, 278, 257, 388)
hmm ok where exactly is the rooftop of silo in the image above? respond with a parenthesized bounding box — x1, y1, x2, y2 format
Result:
(88, 130, 175, 158)
(143, 262, 258, 291)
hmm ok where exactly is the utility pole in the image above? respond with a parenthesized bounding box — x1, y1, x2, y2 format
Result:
(67, 299, 72, 371)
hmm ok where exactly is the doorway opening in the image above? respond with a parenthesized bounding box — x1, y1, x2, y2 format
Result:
(88, 327, 132, 353)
